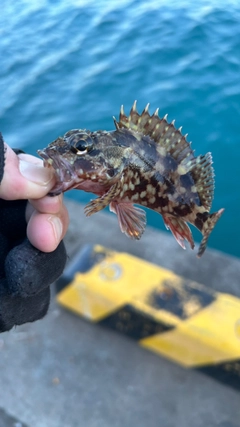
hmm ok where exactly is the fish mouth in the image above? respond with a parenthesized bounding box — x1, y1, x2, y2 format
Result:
(38, 149, 78, 195)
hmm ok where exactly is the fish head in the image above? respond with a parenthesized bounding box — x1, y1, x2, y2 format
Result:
(38, 129, 126, 196)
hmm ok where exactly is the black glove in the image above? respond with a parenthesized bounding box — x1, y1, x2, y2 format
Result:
(0, 136, 67, 332)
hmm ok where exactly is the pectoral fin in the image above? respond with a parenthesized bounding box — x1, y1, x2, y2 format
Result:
(163, 215, 194, 250)
(84, 183, 119, 216)
(110, 201, 146, 240)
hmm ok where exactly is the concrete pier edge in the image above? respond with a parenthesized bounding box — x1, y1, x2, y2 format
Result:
(0, 199, 240, 427)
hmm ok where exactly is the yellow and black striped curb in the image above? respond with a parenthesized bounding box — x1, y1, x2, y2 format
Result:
(56, 244, 240, 391)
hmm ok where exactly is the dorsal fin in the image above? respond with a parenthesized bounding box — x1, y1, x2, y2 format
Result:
(186, 153, 215, 211)
(114, 102, 215, 211)
(115, 101, 195, 164)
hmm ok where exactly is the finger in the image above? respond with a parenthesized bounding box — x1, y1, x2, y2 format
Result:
(26, 204, 69, 252)
(26, 194, 64, 220)
(0, 144, 56, 200)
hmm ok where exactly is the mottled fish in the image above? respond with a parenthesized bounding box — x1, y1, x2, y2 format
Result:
(38, 102, 224, 257)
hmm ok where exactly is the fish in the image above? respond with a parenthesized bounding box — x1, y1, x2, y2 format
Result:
(38, 102, 224, 257)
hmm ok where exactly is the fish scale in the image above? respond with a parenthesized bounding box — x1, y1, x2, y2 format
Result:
(38, 101, 224, 257)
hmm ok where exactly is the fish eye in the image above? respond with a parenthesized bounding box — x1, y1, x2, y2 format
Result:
(74, 139, 89, 152)
(69, 133, 93, 155)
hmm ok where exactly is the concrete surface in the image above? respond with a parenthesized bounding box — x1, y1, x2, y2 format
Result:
(1, 199, 240, 427)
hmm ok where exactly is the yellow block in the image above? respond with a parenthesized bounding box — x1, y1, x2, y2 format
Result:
(57, 245, 184, 325)
(140, 293, 240, 367)
(57, 245, 240, 367)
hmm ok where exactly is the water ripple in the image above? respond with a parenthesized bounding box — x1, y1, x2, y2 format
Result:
(0, 0, 240, 256)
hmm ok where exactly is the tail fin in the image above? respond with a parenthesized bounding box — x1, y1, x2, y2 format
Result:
(198, 208, 224, 257)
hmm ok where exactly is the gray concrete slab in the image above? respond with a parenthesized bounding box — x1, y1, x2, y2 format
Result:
(0, 408, 28, 427)
(0, 199, 240, 427)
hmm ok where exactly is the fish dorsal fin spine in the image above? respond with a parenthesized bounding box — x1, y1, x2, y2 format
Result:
(115, 101, 195, 164)
(115, 101, 215, 211)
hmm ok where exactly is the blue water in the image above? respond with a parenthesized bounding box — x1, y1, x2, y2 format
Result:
(1, 0, 240, 257)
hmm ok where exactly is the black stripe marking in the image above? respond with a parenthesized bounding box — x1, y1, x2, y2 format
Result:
(99, 304, 173, 340)
(197, 360, 240, 391)
(148, 278, 215, 320)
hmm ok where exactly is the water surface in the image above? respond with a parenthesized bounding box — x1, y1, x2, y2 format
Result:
(1, 0, 240, 257)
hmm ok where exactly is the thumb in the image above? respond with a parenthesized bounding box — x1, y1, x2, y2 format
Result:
(0, 141, 55, 201)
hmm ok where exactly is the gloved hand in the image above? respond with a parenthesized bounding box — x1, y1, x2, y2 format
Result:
(0, 133, 68, 332)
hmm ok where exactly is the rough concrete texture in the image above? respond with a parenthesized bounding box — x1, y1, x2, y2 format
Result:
(0, 199, 240, 427)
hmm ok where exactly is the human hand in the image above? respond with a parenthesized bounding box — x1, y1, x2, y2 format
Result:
(0, 134, 68, 332)
(0, 142, 69, 252)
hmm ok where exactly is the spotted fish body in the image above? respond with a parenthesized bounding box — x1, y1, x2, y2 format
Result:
(38, 102, 224, 257)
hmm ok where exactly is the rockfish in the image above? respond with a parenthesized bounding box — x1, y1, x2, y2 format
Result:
(38, 102, 224, 257)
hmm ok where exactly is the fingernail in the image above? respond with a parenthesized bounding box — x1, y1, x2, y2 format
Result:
(48, 216, 63, 242)
(19, 160, 53, 185)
